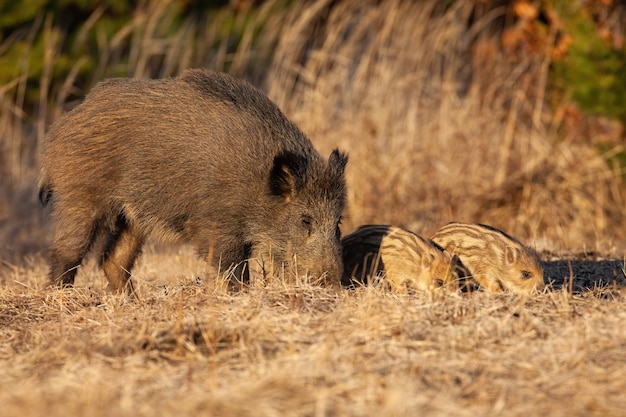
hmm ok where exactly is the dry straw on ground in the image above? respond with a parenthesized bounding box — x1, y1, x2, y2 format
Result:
(1, 1, 626, 416)
(1, 246, 626, 417)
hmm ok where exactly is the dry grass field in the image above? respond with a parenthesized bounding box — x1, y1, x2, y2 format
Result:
(1, 1, 626, 416)
(1, 247, 625, 417)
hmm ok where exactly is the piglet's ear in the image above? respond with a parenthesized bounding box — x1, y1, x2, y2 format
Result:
(269, 151, 307, 201)
(504, 246, 520, 266)
(421, 251, 436, 269)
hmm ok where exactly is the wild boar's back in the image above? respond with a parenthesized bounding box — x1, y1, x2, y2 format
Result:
(44, 71, 312, 231)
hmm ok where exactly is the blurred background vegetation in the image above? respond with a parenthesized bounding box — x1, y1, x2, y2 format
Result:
(1, 1, 625, 120)
(0, 0, 281, 112)
(1, 0, 625, 263)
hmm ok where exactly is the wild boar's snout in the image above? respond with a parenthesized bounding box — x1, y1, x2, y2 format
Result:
(290, 233, 343, 284)
(319, 243, 344, 284)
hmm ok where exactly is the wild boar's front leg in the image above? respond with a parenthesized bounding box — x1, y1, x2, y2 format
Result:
(100, 215, 145, 295)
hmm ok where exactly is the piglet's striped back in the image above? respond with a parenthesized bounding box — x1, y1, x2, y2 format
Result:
(342, 225, 461, 292)
(430, 222, 544, 294)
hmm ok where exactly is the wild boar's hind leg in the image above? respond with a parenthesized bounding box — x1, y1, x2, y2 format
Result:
(100, 215, 145, 295)
(49, 206, 102, 288)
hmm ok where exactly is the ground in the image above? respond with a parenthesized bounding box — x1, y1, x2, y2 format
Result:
(1, 245, 624, 417)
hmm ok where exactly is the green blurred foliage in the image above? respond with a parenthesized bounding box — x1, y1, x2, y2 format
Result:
(1, 0, 625, 131)
(549, 0, 626, 123)
(1, 1, 135, 106)
(0, 0, 264, 111)
(0, 1, 47, 28)
(545, 0, 626, 175)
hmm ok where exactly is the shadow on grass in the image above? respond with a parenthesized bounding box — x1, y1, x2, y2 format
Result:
(543, 254, 625, 292)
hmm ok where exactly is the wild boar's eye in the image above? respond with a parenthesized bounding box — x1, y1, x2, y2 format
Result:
(521, 270, 533, 280)
(301, 215, 313, 235)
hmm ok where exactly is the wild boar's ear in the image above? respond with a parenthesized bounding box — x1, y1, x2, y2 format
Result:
(269, 151, 307, 201)
(328, 149, 348, 177)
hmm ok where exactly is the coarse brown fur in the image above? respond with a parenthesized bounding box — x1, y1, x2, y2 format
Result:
(39, 69, 348, 294)
(430, 222, 545, 294)
(341, 225, 463, 292)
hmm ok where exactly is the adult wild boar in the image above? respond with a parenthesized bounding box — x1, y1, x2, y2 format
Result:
(39, 69, 348, 294)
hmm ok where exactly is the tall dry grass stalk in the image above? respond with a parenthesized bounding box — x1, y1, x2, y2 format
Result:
(266, 0, 625, 253)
